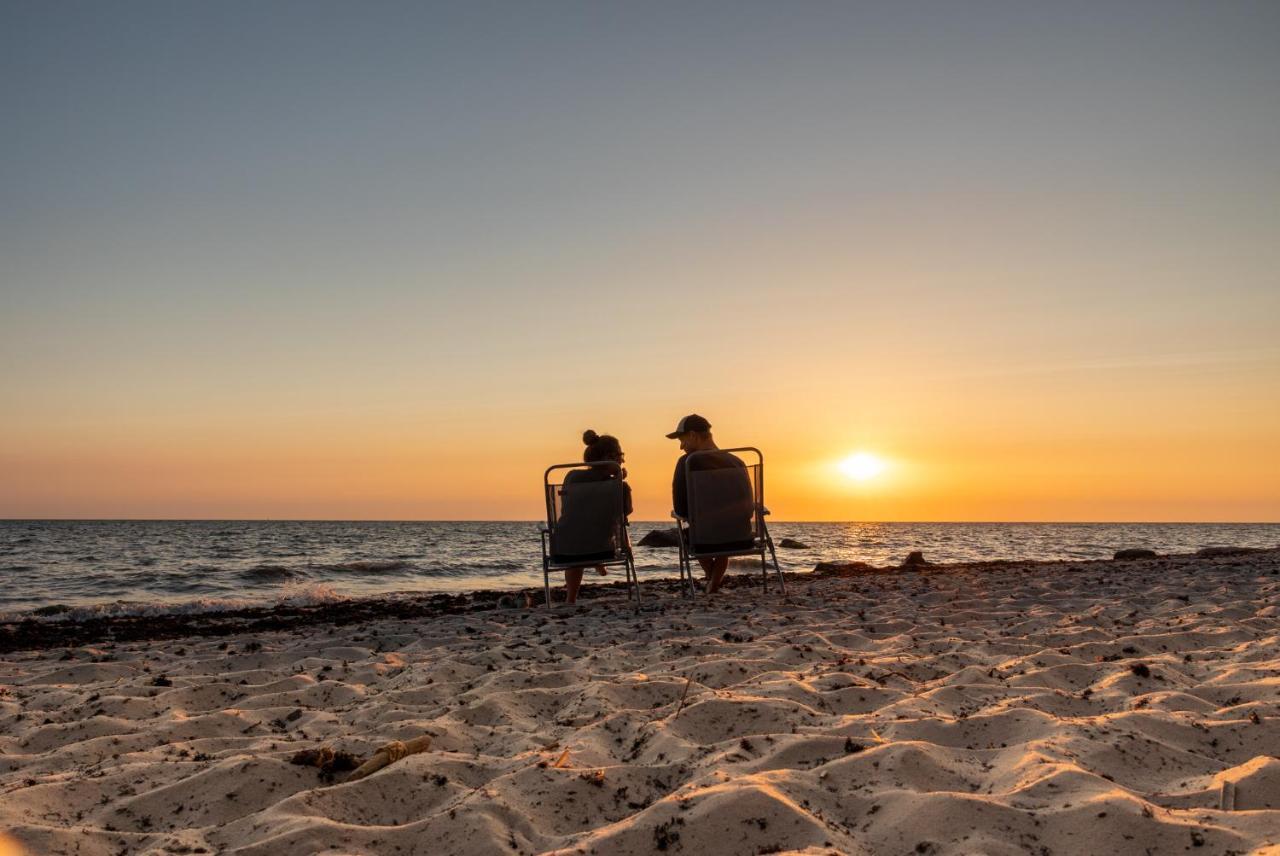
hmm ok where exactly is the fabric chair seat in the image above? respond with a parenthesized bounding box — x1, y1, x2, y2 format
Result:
(691, 538, 757, 555)
(549, 549, 619, 566)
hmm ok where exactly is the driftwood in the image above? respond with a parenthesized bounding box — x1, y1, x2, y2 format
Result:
(344, 735, 434, 783)
(674, 675, 693, 717)
(289, 745, 361, 781)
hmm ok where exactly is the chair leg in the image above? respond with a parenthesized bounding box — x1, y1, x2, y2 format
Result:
(677, 536, 690, 597)
(760, 549, 769, 593)
(543, 564, 553, 608)
(766, 537, 786, 596)
(628, 555, 641, 608)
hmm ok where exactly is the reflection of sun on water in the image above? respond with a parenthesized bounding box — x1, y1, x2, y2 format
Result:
(839, 452, 887, 481)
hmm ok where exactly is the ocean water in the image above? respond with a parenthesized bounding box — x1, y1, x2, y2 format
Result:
(1, 520, 1276, 617)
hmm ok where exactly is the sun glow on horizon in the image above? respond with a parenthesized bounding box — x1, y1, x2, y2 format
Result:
(838, 452, 888, 482)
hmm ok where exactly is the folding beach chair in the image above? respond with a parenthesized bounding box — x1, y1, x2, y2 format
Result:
(539, 461, 639, 607)
(672, 447, 785, 596)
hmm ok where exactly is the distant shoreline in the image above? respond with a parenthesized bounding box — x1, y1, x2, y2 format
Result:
(4, 518, 1279, 524)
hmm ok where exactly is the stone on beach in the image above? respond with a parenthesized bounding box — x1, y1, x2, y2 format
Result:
(1114, 548, 1158, 561)
(901, 550, 930, 567)
(777, 538, 808, 549)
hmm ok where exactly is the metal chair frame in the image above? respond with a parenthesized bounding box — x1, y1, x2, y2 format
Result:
(671, 447, 785, 597)
(539, 461, 639, 608)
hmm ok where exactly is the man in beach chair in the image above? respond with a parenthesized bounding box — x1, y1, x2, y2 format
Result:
(540, 460, 639, 607)
(666, 414, 785, 596)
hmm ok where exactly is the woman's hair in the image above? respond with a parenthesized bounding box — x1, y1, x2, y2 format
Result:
(582, 429, 623, 463)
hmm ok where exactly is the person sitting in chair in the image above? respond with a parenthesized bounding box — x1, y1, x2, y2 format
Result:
(667, 414, 753, 594)
(560, 429, 632, 604)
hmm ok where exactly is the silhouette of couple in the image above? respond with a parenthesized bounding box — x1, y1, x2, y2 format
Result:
(561, 413, 750, 603)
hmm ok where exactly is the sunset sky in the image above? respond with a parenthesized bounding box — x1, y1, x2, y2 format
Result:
(3, 2, 1278, 521)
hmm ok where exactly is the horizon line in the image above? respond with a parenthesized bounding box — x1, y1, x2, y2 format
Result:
(3, 518, 1278, 525)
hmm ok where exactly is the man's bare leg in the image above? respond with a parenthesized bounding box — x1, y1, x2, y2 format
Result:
(699, 557, 730, 593)
(564, 568, 584, 604)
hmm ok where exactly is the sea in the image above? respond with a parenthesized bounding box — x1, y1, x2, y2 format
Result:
(1, 520, 1276, 619)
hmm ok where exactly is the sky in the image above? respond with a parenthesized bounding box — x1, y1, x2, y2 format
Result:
(2, 1, 1278, 521)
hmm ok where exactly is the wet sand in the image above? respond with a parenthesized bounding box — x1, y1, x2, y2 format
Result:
(2, 548, 1278, 854)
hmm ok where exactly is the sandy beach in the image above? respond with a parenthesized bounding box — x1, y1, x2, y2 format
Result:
(2, 548, 1278, 855)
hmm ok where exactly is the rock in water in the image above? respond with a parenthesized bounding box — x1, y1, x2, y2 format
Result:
(902, 551, 929, 567)
(778, 538, 808, 549)
(1114, 548, 1157, 561)
(637, 528, 682, 548)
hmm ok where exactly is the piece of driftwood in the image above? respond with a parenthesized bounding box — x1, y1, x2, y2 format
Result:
(674, 675, 693, 717)
(1220, 780, 1236, 811)
(344, 735, 433, 783)
(289, 745, 361, 781)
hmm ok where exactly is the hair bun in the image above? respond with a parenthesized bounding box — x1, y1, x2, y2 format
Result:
(582, 429, 600, 446)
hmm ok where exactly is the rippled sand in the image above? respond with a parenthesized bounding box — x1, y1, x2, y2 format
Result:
(2, 549, 1278, 855)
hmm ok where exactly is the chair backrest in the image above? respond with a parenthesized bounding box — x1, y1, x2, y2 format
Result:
(545, 463, 626, 559)
(684, 449, 762, 549)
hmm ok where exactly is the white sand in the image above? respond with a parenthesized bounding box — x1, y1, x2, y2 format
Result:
(2, 549, 1278, 855)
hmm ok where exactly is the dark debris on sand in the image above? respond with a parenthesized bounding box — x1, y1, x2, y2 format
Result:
(5, 547, 1277, 654)
(1, 577, 693, 653)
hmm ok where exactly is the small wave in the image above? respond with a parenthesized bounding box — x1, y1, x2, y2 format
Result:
(5, 596, 257, 623)
(455, 557, 524, 570)
(4, 581, 348, 622)
(1, 565, 35, 572)
(276, 582, 346, 606)
(242, 564, 304, 580)
(324, 559, 414, 573)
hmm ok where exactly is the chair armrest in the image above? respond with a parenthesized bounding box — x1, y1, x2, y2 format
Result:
(757, 505, 771, 516)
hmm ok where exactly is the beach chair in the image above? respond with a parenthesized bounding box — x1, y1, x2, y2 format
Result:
(672, 447, 785, 596)
(539, 461, 639, 607)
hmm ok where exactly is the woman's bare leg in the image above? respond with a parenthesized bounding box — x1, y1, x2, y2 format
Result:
(699, 557, 730, 593)
(564, 568, 584, 604)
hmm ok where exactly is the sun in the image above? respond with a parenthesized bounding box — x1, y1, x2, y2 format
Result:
(838, 451, 887, 481)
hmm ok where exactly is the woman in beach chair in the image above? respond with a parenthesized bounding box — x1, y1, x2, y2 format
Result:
(553, 430, 633, 604)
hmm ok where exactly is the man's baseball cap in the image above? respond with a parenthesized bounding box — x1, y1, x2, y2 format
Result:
(666, 414, 711, 439)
